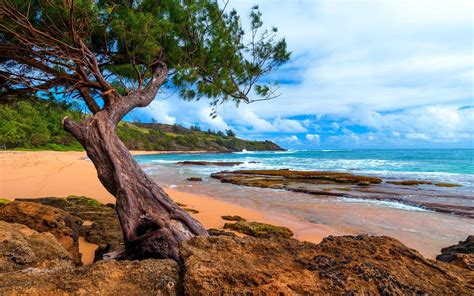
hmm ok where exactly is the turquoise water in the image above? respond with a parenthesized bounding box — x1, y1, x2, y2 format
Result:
(135, 149, 473, 257)
(135, 149, 474, 186)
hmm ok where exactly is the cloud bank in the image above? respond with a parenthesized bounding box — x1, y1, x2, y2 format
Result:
(137, 0, 473, 149)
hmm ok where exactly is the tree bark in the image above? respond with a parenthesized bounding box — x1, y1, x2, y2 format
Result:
(62, 65, 208, 261)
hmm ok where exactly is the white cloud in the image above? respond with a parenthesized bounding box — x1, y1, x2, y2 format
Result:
(236, 108, 276, 132)
(147, 100, 176, 124)
(279, 135, 299, 143)
(198, 108, 230, 131)
(305, 133, 321, 145)
(272, 117, 307, 133)
(140, 0, 473, 147)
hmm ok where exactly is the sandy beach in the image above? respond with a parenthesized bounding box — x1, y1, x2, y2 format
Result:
(0, 151, 339, 246)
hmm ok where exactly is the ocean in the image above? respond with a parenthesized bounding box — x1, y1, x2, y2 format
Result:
(135, 149, 474, 257)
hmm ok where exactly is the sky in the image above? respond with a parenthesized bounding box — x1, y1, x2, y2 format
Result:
(133, 0, 474, 149)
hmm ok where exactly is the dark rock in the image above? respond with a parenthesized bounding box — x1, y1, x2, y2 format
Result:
(0, 201, 83, 265)
(0, 258, 180, 296)
(0, 221, 73, 272)
(181, 235, 473, 295)
(223, 221, 293, 238)
(437, 235, 474, 270)
(221, 215, 246, 222)
(186, 177, 203, 181)
(183, 208, 199, 214)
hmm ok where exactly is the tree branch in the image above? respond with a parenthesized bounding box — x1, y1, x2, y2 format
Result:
(78, 87, 100, 114)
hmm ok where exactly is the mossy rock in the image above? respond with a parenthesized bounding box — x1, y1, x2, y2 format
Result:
(0, 198, 11, 205)
(66, 195, 103, 207)
(224, 221, 293, 238)
(387, 180, 460, 187)
(184, 208, 199, 214)
(387, 180, 433, 186)
(434, 182, 461, 187)
(207, 228, 238, 237)
(221, 215, 246, 222)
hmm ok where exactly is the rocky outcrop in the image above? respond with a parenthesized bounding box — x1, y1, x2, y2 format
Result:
(181, 235, 473, 295)
(186, 177, 203, 181)
(211, 169, 473, 218)
(211, 169, 383, 185)
(0, 201, 83, 264)
(223, 221, 293, 238)
(16, 196, 123, 262)
(1, 224, 472, 295)
(0, 258, 180, 296)
(437, 236, 474, 270)
(387, 180, 460, 187)
(0, 221, 72, 273)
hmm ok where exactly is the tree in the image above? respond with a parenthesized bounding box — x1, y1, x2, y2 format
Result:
(190, 125, 201, 131)
(0, 0, 290, 260)
(226, 129, 236, 137)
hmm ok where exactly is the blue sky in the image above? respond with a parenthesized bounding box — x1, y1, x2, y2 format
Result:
(132, 0, 473, 149)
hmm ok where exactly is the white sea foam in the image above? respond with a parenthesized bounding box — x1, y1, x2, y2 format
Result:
(340, 197, 431, 212)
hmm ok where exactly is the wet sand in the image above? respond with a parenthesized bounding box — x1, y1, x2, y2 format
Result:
(0, 151, 338, 249)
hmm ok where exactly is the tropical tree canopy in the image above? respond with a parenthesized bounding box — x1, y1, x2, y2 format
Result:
(0, 0, 290, 115)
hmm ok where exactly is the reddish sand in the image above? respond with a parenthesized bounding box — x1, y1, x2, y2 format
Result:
(0, 151, 340, 245)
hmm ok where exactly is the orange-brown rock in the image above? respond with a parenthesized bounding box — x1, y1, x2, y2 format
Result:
(0, 201, 83, 265)
(437, 235, 474, 270)
(13, 196, 123, 263)
(181, 235, 473, 295)
(0, 221, 72, 272)
(0, 259, 180, 296)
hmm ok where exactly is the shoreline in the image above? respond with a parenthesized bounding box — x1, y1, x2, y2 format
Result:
(0, 150, 337, 245)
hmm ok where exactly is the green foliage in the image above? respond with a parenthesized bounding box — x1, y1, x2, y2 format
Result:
(0, 198, 11, 205)
(0, 99, 82, 150)
(1, 0, 290, 113)
(225, 129, 236, 137)
(0, 99, 281, 152)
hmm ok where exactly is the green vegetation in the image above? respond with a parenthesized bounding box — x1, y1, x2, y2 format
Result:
(221, 215, 246, 222)
(0, 199, 11, 205)
(223, 221, 293, 238)
(0, 99, 83, 151)
(66, 195, 103, 207)
(0, 100, 282, 152)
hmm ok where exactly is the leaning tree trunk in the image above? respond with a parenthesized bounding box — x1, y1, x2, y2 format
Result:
(62, 66, 207, 261)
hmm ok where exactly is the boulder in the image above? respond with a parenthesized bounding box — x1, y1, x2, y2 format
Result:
(0, 259, 180, 296)
(207, 228, 238, 237)
(186, 177, 203, 181)
(15, 197, 123, 262)
(181, 235, 473, 295)
(221, 215, 246, 221)
(223, 221, 293, 238)
(0, 201, 83, 265)
(0, 221, 72, 273)
(437, 235, 474, 270)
